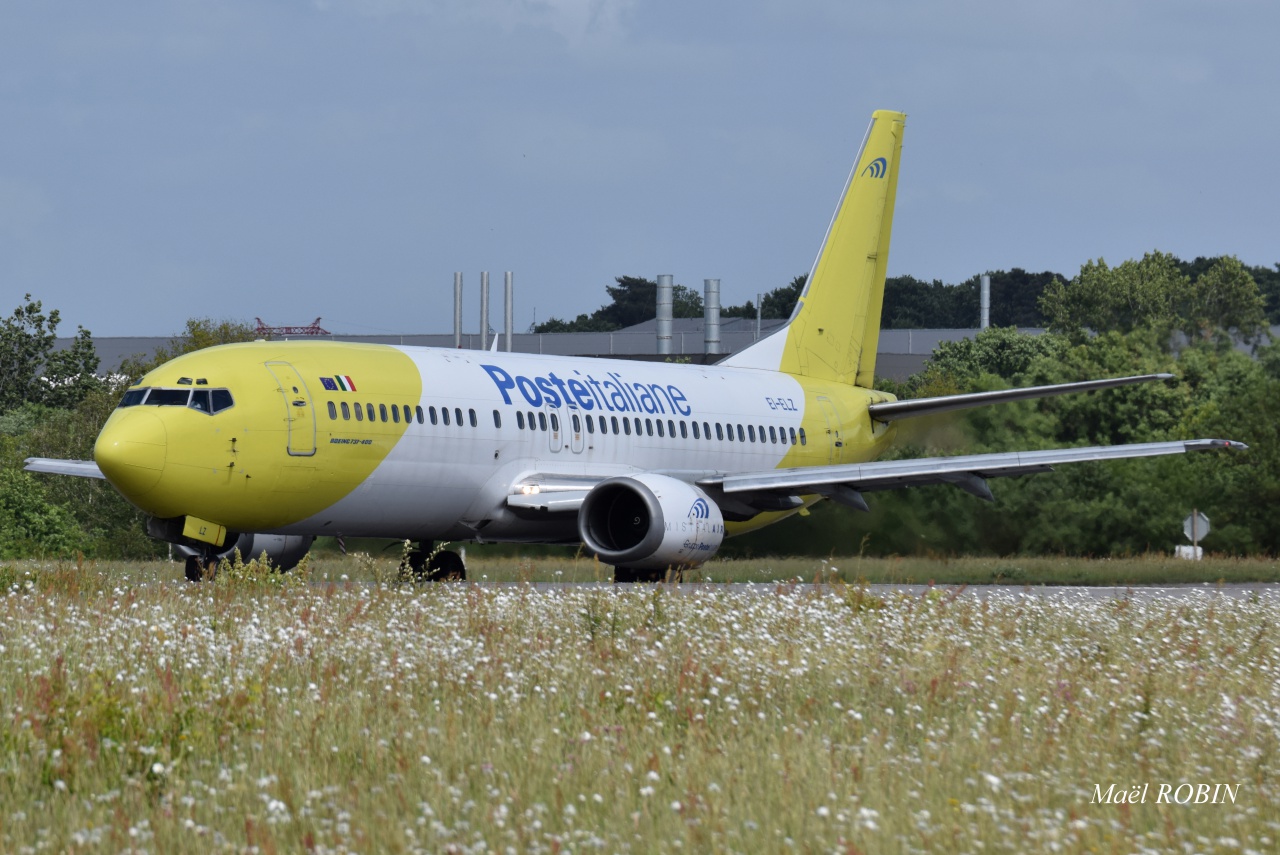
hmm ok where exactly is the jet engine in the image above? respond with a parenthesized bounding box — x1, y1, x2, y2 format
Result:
(578, 474, 725, 571)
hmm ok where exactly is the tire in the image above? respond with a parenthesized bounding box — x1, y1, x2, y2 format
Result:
(427, 550, 466, 582)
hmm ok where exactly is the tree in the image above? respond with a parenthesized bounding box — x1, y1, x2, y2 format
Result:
(1181, 256, 1268, 345)
(1039, 252, 1192, 340)
(1041, 252, 1268, 347)
(119, 317, 258, 381)
(722, 275, 808, 320)
(533, 277, 703, 333)
(0, 294, 100, 413)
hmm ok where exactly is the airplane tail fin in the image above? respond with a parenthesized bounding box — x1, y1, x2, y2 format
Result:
(721, 110, 905, 387)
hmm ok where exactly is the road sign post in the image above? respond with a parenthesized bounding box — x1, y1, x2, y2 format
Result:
(1181, 510, 1210, 560)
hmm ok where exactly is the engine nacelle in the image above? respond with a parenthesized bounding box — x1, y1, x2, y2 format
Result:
(578, 474, 725, 570)
(173, 533, 315, 571)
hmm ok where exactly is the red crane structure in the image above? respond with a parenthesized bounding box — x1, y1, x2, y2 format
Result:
(254, 317, 331, 337)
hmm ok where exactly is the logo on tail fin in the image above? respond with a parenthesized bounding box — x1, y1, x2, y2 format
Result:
(861, 157, 887, 178)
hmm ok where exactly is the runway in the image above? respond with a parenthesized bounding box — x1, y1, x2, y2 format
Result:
(497, 581, 1280, 601)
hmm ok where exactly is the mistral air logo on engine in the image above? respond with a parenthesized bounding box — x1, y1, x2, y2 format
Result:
(688, 498, 711, 520)
(666, 497, 723, 553)
(481, 364, 692, 416)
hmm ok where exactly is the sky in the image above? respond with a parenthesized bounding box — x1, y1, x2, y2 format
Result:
(2, 0, 1278, 338)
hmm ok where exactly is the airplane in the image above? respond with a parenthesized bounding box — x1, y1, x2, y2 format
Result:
(25, 109, 1245, 582)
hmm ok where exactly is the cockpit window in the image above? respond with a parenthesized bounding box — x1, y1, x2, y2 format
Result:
(117, 387, 235, 414)
(146, 389, 191, 406)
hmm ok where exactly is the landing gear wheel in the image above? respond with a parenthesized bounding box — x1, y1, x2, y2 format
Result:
(613, 566, 666, 584)
(184, 554, 216, 583)
(427, 550, 467, 582)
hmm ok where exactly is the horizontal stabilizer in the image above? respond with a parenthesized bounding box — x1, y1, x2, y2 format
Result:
(704, 439, 1245, 497)
(24, 458, 105, 479)
(868, 374, 1174, 423)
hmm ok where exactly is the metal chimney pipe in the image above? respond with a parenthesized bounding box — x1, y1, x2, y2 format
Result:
(453, 273, 463, 348)
(656, 274, 673, 355)
(504, 271, 513, 352)
(703, 278, 721, 354)
(980, 274, 991, 329)
(480, 271, 490, 350)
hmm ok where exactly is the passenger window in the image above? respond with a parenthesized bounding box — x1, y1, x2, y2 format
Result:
(538, 412, 547, 431)
(469, 409, 477, 428)
(517, 411, 525, 430)
(366, 403, 375, 422)
(493, 410, 502, 428)
(442, 408, 451, 426)
(748, 425, 756, 443)
(341, 402, 350, 420)
(585, 415, 594, 434)
(769, 425, 777, 443)
(669, 420, 676, 438)
(327, 401, 338, 420)
(691, 422, 698, 440)
(634, 418, 642, 435)
(391, 405, 400, 424)
(798, 427, 807, 446)
(550, 413, 560, 432)
(572, 414, 581, 433)
(429, 406, 438, 425)
(703, 421, 711, 440)
(789, 427, 797, 445)
(611, 416, 620, 434)
(623, 418, 631, 436)
(189, 390, 212, 413)
(655, 419, 663, 437)
(401, 405, 409, 423)
(416, 406, 424, 424)
(737, 425, 745, 443)
(380, 404, 389, 423)
(715, 423, 724, 441)
(355, 403, 364, 422)
(455, 408, 463, 427)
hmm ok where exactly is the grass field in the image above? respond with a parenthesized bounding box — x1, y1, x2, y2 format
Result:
(1, 556, 1277, 853)
(335, 548, 1280, 586)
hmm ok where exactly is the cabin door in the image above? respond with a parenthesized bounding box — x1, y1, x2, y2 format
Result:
(816, 396, 843, 465)
(266, 362, 317, 457)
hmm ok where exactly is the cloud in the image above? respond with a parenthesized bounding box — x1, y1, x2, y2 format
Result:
(312, 0, 637, 48)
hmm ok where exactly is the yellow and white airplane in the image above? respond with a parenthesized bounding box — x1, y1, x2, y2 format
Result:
(26, 110, 1244, 581)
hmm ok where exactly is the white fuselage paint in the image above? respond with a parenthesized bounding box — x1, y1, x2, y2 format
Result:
(288, 348, 808, 541)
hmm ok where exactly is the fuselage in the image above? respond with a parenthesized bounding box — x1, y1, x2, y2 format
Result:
(94, 340, 899, 544)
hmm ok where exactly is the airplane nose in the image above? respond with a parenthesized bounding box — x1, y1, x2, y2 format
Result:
(95, 409, 167, 498)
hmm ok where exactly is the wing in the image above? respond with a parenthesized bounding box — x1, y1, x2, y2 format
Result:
(24, 458, 106, 479)
(698, 439, 1246, 510)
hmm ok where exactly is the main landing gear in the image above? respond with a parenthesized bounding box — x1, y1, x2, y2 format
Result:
(613, 566, 683, 584)
(403, 543, 467, 582)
